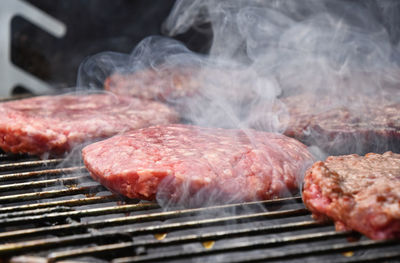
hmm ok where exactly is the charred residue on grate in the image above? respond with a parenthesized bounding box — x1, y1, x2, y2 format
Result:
(0, 151, 399, 263)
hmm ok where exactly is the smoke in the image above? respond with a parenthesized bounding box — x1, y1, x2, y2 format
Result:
(76, 0, 400, 207)
(164, 0, 400, 96)
(161, 0, 400, 156)
(79, 0, 400, 132)
(77, 52, 130, 90)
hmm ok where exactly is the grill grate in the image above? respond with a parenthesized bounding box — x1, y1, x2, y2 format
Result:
(0, 153, 399, 263)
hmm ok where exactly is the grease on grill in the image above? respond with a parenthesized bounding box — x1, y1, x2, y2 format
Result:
(342, 251, 354, 257)
(202, 240, 215, 249)
(154, 233, 167, 240)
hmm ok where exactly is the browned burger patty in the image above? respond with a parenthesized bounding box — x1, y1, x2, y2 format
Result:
(82, 124, 314, 206)
(303, 151, 400, 240)
(280, 94, 400, 155)
(0, 93, 178, 156)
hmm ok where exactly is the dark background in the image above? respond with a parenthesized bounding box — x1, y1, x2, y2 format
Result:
(10, 0, 400, 93)
(11, 0, 211, 93)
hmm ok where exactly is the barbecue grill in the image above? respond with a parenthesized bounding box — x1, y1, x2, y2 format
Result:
(1, 149, 399, 263)
(2, 0, 400, 261)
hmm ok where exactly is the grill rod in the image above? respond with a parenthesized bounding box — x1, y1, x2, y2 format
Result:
(0, 198, 305, 256)
(0, 201, 304, 241)
(0, 196, 301, 227)
(0, 166, 86, 182)
(0, 201, 159, 227)
(0, 175, 92, 192)
(0, 185, 107, 205)
(110, 235, 397, 263)
(2, 208, 308, 252)
(0, 206, 75, 219)
(0, 194, 119, 213)
(3, 209, 309, 259)
(2, 155, 398, 262)
(328, 250, 400, 263)
(220, 239, 399, 263)
(0, 158, 64, 172)
(48, 220, 325, 262)
(51, 230, 353, 263)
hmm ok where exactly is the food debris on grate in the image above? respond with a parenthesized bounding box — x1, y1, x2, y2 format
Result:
(0, 152, 399, 263)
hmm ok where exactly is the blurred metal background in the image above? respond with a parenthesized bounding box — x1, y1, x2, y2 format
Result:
(2, 0, 182, 96)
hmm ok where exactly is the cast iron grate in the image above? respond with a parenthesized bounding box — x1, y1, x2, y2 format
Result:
(0, 153, 399, 263)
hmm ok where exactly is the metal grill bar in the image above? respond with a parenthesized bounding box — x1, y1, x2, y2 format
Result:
(0, 201, 159, 227)
(0, 195, 301, 225)
(0, 208, 308, 255)
(0, 166, 86, 182)
(0, 175, 91, 192)
(8, 255, 87, 263)
(221, 239, 399, 263)
(0, 221, 88, 241)
(47, 220, 323, 262)
(0, 152, 397, 263)
(330, 250, 400, 263)
(0, 158, 64, 171)
(111, 231, 357, 263)
(110, 239, 398, 263)
(0, 204, 307, 241)
(0, 185, 106, 205)
(0, 194, 119, 213)
(50, 230, 351, 263)
(0, 206, 74, 219)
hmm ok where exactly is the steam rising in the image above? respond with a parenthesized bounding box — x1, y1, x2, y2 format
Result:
(164, 0, 400, 97)
(76, 0, 400, 206)
(79, 0, 400, 133)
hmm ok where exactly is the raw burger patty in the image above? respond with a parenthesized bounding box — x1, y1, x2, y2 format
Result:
(303, 151, 400, 240)
(104, 67, 259, 103)
(105, 67, 267, 128)
(279, 94, 400, 155)
(0, 93, 178, 156)
(82, 124, 314, 204)
(104, 67, 198, 101)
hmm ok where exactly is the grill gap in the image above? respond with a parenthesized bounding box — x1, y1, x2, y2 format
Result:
(0, 153, 398, 263)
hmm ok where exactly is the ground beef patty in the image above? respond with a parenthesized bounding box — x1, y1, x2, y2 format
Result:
(105, 67, 270, 129)
(104, 67, 260, 103)
(303, 152, 400, 240)
(279, 94, 400, 155)
(0, 93, 178, 156)
(104, 67, 199, 101)
(82, 124, 314, 206)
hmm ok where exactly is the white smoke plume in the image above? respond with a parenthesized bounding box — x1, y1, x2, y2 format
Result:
(161, 0, 400, 156)
(76, 0, 400, 207)
(79, 0, 400, 131)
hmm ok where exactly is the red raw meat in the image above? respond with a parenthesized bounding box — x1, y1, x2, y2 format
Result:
(0, 93, 178, 156)
(82, 124, 314, 206)
(279, 93, 400, 155)
(303, 151, 400, 240)
(104, 68, 199, 101)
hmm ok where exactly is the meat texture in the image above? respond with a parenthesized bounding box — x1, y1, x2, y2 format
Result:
(107, 70, 400, 155)
(104, 67, 199, 101)
(105, 67, 269, 128)
(104, 67, 260, 104)
(82, 124, 314, 206)
(279, 94, 400, 155)
(0, 93, 178, 156)
(303, 151, 400, 240)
